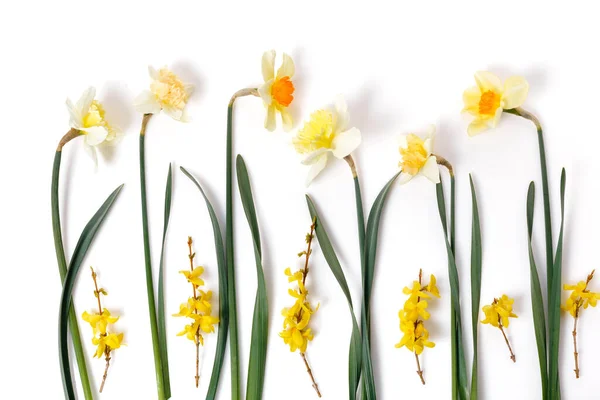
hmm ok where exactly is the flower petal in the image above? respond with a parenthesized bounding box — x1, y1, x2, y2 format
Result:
(305, 153, 328, 186)
(423, 125, 436, 155)
(83, 141, 98, 167)
(82, 126, 109, 146)
(276, 53, 295, 79)
(474, 71, 502, 93)
(133, 90, 162, 114)
(419, 156, 440, 183)
(502, 76, 529, 109)
(302, 148, 329, 165)
(280, 108, 293, 132)
(398, 172, 415, 185)
(262, 50, 276, 82)
(333, 95, 349, 133)
(66, 98, 83, 129)
(163, 106, 184, 121)
(332, 127, 361, 159)
(148, 65, 159, 80)
(462, 85, 481, 113)
(76, 87, 96, 115)
(467, 120, 490, 136)
(264, 105, 276, 131)
(258, 80, 273, 106)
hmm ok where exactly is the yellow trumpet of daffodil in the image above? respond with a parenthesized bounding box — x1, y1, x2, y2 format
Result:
(258, 50, 295, 131)
(562, 270, 599, 378)
(396, 269, 439, 385)
(462, 71, 529, 136)
(481, 294, 518, 362)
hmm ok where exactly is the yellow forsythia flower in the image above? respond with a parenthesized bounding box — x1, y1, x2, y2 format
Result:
(180, 266, 205, 287)
(481, 294, 518, 328)
(258, 50, 295, 131)
(82, 308, 119, 336)
(562, 271, 600, 318)
(134, 66, 193, 121)
(462, 71, 529, 135)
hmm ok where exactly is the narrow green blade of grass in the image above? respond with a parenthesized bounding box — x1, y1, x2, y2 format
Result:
(526, 182, 549, 400)
(236, 156, 268, 400)
(436, 178, 468, 400)
(469, 175, 482, 400)
(52, 150, 93, 400)
(548, 169, 566, 400)
(157, 163, 173, 398)
(59, 184, 124, 400)
(180, 166, 229, 399)
(307, 195, 362, 400)
(139, 133, 166, 399)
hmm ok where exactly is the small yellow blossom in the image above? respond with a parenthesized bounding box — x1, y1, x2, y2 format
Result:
(258, 50, 295, 132)
(180, 266, 205, 287)
(134, 66, 193, 121)
(481, 295, 518, 328)
(293, 96, 362, 185)
(66, 87, 120, 165)
(462, 71, 529, 135)
(82, 308, 119, 335)
(397, 125, 440, 184)
(92, 333, 124, 359)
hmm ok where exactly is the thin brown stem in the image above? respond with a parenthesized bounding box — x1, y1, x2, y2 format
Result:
(99, 353, 111, 393)
(343, 155, 358, 178)
(187, 236, 202, 387)
(415, 352, 425, 385)
(229, 88, 259, 107)
(301, 352, 322, 397)
(91, 268, 103, 314)
(56, 128, 82, 151)
(140, 113, 152, 136)
(573, 313, 580, 378)
(433, 154, 454, 177)
(498, 324, 516, 363)
(195, 338, 200, 387)
(302, 217, 317, 286)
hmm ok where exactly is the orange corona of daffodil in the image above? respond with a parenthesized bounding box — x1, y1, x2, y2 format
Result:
(258, 50, 295, 132)
(481, 295, 517, 362)
(396, 270, 439, 385)
(562, 270, 599, 378)
(462, 71, 529, 136)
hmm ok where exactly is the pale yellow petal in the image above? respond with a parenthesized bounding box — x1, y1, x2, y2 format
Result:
(474, 71, 503, 93)
(262, 50, 276, 82)
(502, 76, 529, 109)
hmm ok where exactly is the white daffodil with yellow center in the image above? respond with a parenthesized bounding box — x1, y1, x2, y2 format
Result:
(293, 96, 361, 185)
(66, 87, 119, 165)
(463, 71, 529, 136)
(258, 50, 295, 132)
(134, 66, 193, 122)
(397, 125, 440, 184)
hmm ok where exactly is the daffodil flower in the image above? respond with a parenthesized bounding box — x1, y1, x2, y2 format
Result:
(462, 71, 529, 135)
(397, 125, 440, 184)
(294, 96, 362, 185)
(134, 66, 193, 122)
(258, 50, 295, 132)
(66, 87, 119, 165)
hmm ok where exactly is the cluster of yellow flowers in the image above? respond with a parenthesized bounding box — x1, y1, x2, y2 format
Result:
(396, 270, 439, 384)
(481, 295, 518, 362)
(81, 267, 123, 392)
(173, 237, 219, 387)
(562, 270, 599, 378)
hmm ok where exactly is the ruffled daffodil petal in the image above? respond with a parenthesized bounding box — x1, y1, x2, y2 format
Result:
(463, 71, 529, 136)
(398, 125, 440, 184)
(134, 66, 192, 122)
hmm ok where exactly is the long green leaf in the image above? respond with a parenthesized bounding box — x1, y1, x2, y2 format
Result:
(469, 175, 482, 400)
(59, 184, 124, 400)
(52, 150, 93, 400)
(306, 195, 362, 400)
(436, 177, 468, 400)
(236, 156, 268, 400)
(158, 163, 173, 399)
(549, 169, 566, 400)
(180, 166, 229, 399)
(139, 133, 166, 399)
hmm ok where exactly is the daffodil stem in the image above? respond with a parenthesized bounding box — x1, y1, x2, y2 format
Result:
(139, 114, 167, 400)
(99, 353, 111, 393)
(226, 88, 258, 400)
(52, 137, 93, 400)
(415, 352, 425, 385)
(498, 324, 516, 363)
(572, 314, 579, 378)
(301, 352, 322, 397)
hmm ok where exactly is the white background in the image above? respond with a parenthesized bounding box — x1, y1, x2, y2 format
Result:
(2, 1, 599, 399)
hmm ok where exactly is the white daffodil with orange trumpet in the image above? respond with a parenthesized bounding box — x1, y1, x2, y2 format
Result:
(259, 50, 295, 132)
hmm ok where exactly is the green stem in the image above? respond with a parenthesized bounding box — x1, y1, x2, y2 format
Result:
(139, 114, 166, 400)
(227, 88, 258, 400)
(52, 135, 93, 400)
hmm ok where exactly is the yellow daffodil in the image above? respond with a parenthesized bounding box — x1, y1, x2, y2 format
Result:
(179, 266, 205, 287)
(82, 308, 119, 335)
(66, 87, 120, 165)
(258, 50, 295, 132)
(481, 294, 518, 328)
(293, 96, 362, 185)
(397, 125, 439, 184)
(463, 71, 529, 136)
(134, 66, 193, 121)
(92, 332, 124, 358)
